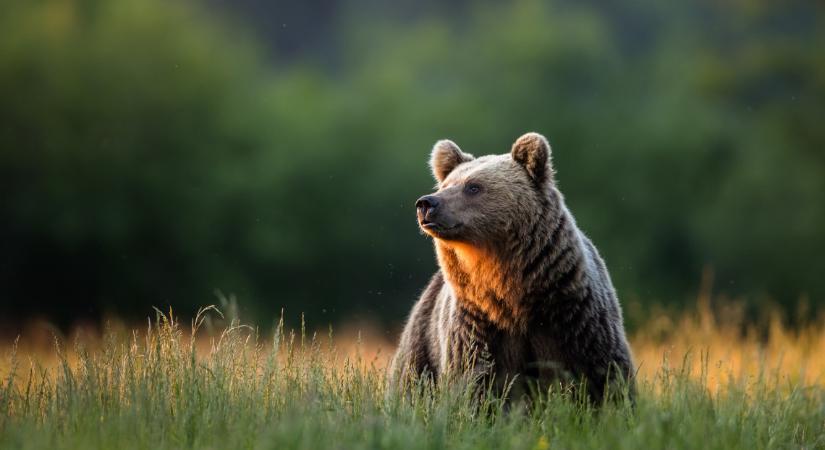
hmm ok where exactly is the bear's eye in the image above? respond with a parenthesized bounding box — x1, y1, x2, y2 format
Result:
(463, 183, 482, 196)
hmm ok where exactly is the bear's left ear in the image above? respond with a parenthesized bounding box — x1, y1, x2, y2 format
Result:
(511, 132, 552, 184)
(430, 139, 474, 183)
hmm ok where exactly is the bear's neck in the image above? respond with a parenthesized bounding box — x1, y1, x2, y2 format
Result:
(436, 240, 529, 333)
(435, 191, 585, 334)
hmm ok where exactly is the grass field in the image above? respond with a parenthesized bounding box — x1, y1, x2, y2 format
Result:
(1, 299, 824, 450)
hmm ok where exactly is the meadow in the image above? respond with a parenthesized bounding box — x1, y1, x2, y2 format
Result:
(2, 1, 823, 449)
(1, 295, 823, 450)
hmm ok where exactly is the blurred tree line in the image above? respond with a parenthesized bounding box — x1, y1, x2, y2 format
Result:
(1, 0, 823, 329)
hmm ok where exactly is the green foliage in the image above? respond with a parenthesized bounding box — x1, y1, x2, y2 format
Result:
(0, 309, 823, 449)
(1, 0, 824, 323)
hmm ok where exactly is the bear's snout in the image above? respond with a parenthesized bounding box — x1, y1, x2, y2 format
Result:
(416, 195, 441, 224)
(416, 194, 444, 231)
(415, 195, 440, 215)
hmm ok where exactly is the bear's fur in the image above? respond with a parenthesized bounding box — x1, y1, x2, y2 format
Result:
(390, 132, 635, 402)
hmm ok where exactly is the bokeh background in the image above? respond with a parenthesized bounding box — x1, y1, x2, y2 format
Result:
(1, 0, 823, 333)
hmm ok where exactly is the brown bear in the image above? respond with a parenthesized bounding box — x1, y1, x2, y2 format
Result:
(390, 132, 635, 403)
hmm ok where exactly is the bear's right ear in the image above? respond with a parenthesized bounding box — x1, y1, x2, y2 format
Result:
(511, 132, 552, 184)
(430, 140, 474, 183)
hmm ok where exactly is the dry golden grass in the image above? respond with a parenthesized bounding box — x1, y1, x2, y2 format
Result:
(2, 296, 824, 392)
(632, 301, 825, 391)
(1, 302, 824, 449)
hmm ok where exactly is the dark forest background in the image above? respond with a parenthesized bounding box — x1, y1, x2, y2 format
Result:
(1, 0, 823, 330)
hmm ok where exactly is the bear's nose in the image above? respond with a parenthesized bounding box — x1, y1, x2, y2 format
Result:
(415, 195, 440, 213)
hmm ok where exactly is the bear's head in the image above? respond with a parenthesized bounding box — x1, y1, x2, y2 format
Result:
(416, 132, 555, 246)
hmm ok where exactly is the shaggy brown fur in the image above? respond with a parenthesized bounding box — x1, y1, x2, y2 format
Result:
(390, 133, 635, 402)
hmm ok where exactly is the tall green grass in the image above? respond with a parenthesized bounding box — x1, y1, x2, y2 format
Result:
(1, 307, 823, 450)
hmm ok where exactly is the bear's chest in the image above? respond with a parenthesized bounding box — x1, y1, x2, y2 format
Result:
(486, 326, 568, 391)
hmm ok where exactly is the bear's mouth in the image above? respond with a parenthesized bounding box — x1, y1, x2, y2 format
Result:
(419, 220, 462, 235)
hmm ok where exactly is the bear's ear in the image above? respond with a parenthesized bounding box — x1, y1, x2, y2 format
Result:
(511, 132, 552, 184)
(430, 139, 474, 183)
